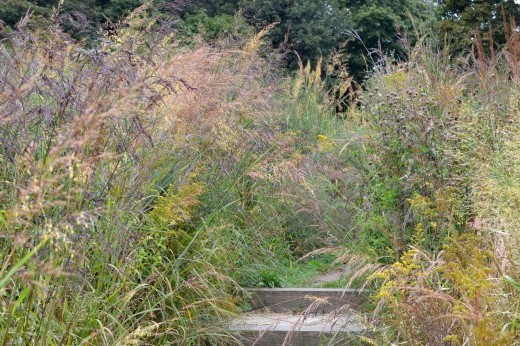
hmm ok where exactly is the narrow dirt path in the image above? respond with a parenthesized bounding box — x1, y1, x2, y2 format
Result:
(307, 264, 351, 287)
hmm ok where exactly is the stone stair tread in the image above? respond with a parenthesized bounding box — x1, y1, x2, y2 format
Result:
(246, 288, 366, 293)
(229, 287, 369, 345)
(229, 311, 365, 333)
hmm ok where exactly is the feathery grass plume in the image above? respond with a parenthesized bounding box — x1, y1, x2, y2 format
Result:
(244, 22, 278, 56)
(0, 6, 286, 344)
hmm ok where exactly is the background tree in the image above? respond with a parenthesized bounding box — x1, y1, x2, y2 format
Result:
(237, 0, 434, 79)
(341, 0, 435, 81)
(238, 0, 350, 68)
(181, 0, 351, 69)
(1, 0, 51, 28)
(1, 0, 152, 39)
(178, 0, 245, 42)
(437, 0, 520, 54)
(184, 0, 240, 16)
(1, 0, 435, 81)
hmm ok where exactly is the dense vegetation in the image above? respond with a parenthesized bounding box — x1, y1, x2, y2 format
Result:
(2, 1, 520, 345)
(2, 0, 434, 79)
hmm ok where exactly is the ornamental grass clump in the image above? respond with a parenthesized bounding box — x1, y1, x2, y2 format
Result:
(0, 7, 283, 344)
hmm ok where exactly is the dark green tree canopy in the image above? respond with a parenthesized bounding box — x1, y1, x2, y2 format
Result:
(0, 0, 171, 39)
(1, 0, 435, 81)
(237, 0, 433, 77)
(437, 0, 520, 54)
(184, 0, 240, 16)
(1, 0, 145, 26)
(339, 0, 434, 80)
(239, 0, 350, 68)
(183, 0, 352, 69)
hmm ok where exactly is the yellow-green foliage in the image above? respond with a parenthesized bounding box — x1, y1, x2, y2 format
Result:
(463, 90, 520, 342)
(150, 178, 204, 228)
(407, 187, 462, 249)
(372, 234, 513, 345)
(137, 174, 205, 272)
(382, 70, 406, 89)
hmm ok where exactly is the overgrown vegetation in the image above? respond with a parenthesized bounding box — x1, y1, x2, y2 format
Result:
(3, 1, 520, 345)
(0, 6, 361, 344)
(360, 18, 520, 345)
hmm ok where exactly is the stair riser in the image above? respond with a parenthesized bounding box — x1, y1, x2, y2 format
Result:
(237, 331, 359, 346)
(247, 289, 366, 314)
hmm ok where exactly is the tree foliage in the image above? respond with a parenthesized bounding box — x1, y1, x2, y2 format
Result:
(0, 0, 436, 80)
(340, 0, 435, 81)
(184, 0, 240, 16)
(1, 0, 147, 38)
(437, 0, 520, 54)
(1, 0, 52, 28)
(238, 0, 432, 78)
(239, 0, 349, 68)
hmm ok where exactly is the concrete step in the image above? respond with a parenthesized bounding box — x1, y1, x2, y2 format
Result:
(229, 311, 365, 345)
(228, 288, 369, 345)
(245, 288, 367, 314)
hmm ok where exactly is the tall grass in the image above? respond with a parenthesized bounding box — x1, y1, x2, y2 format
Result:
(0, 7, 367, 344)
(10, 5, 520, 345)
(0, 9, 273, 344)
(347, 17, 520, 344)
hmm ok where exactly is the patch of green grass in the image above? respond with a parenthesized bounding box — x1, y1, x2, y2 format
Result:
(279, 254, 340, 287)
(236, 254, 342, 288)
